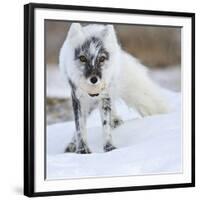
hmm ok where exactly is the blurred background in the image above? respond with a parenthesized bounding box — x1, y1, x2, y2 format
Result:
(46, 20, 181, 125)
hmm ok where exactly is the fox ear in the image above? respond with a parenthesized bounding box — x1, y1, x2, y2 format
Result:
(102, 24, 115, 37)
(103, 24, 118, 42)
(102, 24, 116, 39)
(67, 23, 82, 39)
(106, 24, 115, 33)
(102, 25, 119, 51)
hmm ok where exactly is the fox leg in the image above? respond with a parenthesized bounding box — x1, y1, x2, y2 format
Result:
(110, 103, 123, 129)
(65, 89, 91, 154)
(100, 95, 116, 152)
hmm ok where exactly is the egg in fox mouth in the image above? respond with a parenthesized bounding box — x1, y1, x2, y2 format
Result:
(79, 78, 106, 97)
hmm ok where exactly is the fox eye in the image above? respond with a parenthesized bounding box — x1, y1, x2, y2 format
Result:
(79, 55, 87, 62)
(99, 56, 106, 63)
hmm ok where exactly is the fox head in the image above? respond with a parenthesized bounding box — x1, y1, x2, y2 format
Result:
(60, 23, 120, 97)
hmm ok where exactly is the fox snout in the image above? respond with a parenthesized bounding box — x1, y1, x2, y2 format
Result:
(87, 75, 100, 85)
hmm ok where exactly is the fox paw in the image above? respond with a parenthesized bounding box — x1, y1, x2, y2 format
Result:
(104, 142, 117, 152)
(76, 140, 91, 154)
(65, 142, 76, 153)
(110, 117, 123, 129)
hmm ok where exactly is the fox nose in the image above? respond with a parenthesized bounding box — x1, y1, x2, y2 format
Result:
(90, 76, 98, 84)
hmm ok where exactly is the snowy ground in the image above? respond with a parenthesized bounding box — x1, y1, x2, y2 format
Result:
(46, 89, 182, 180)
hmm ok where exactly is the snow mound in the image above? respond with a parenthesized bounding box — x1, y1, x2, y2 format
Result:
(46, 90, 182, 180)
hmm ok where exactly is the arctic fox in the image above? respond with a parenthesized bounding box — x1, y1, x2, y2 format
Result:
(59, 23, 169, 154)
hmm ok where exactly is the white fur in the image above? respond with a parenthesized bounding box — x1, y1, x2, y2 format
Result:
(59, 23, 170, 117)
(117, 51, 169, 116)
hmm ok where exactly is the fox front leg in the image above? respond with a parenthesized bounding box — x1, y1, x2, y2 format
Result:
(110, 103, 123, 129)
(65, 91, 91, 154)
(100, 96, 116, 152)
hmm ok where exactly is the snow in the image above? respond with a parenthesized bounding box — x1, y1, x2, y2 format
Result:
(46, 90, 182, 180)
(47, 64, 71, 98)
(150, 66, 181, 92)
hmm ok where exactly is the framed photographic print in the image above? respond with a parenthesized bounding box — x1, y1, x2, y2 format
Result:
(24, 3, 195, 197)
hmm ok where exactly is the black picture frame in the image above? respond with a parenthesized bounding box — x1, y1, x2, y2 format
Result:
(24, 3, 195, 197)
